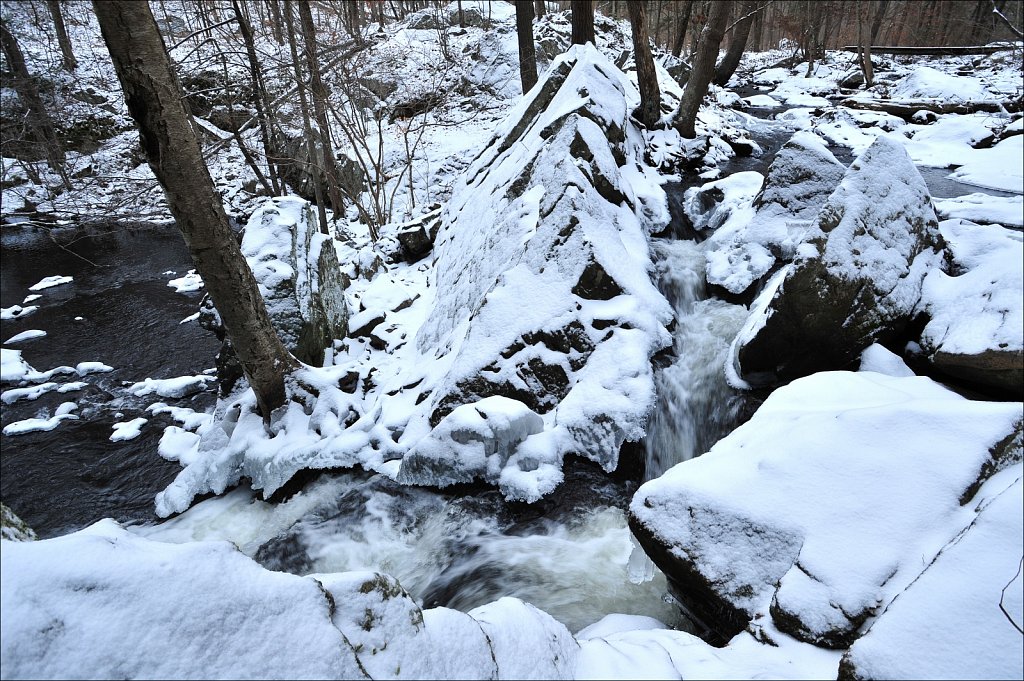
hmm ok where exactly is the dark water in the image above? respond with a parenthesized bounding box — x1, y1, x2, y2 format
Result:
(1, 222, 219, 537)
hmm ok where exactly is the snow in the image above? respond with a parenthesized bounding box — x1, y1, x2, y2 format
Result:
(3, 329, 46, 343)
(933, 193, 1024, 227)
(127, 375, 214, 398)
(889, 66, 992, 101)
(1, 304, 39, 320)
(110, 417, 147, 442)
(167, 269, 204, 293)
(948, 134, 1024, 194)
(2, 402, 79, 435)
(0, 520, 369, 679)
(918, 218, 1024, 357)
(839, 467, 1024, 680)
(28, 275, 73, 291)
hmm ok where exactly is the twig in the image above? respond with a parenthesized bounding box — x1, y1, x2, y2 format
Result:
(999, 556, 1024, 635)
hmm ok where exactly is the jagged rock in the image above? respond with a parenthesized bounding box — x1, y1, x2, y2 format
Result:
(629, 370, 1024, 648)
(395, 207, 442, 262)
(398, 45, 672, 501)
(917, 219, 1024, 397)
(730, 136, 944, 388)
(705, 131, 846, 300)
(349, 310, 386, 338)
(407, 9, 443, 30)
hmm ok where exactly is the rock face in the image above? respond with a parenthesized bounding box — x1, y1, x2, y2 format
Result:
(917, 219, 1023, 397)
(240, 196, 349, 366)
(730, 135, 944, 388)
(704, 131, 846, 299)
(629, 370, 1023, 648)
(396, 45, 671, 501)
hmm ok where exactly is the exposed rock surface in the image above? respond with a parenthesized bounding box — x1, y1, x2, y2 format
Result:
(0, 502, 36, 541)
(629, 370, 1023, 648)
(730, 135, 944, 388)
(396, 45, 671, 500)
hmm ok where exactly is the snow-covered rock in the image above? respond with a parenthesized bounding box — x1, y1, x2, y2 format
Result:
(730, 135, 943, 388)
(397, 44, 672, 500)
(838, 467, 1024, 680)
(0, 502, 36, 542)
(705, 131, 846, 298)
(629, 370, 1023, 648)
(0, 520, 369, 679)
(888, 65, 992, 102)
(918, 219, 1023, 396)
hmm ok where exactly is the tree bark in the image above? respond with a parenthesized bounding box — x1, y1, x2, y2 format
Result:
(232, 0, 281, 194)
(92, 0, 298, 419)
(46, 0, 77, 70)
(627, 0, 661, 127)
(714, 0, 756, 86)
(673, 0, 731, 139)
(298, 0, 345, 222)
(671, 0, 693, 57)
(515, 1, 538, 94)
(535, 0, 545, 18)
(0, 18, 69, 186)
(570, 0, 595, 45)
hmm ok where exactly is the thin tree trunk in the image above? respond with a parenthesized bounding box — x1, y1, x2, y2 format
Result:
(714, 0, 756, 86)
(457, 0, 465, 27)
(869, 0, 890, 43)
(671, 0, 693, 56)
(570, 0, 595, 45)
(268, 0, 285, 44)
(0, 19, 70, 187)
(672, 0, 731, 138)
(283, 0, 330, 235)
(46, 0, 77, 70)
(298, 0, 345, 224)
(857, 3, 874, 88)
(627, 0, 661, 126)
(92, 0, 298, 419)
(515, 1, 538, 93)
(233, 0, 281, 194)
(535, 0, 545, 17)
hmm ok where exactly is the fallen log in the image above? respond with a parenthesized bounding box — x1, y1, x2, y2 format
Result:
(840, 97, 1023, 120)
(840, 44, 1015, 55)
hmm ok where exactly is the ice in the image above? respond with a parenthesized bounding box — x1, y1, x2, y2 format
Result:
(0, 304, 39, 320)
(933, 193, 1023, 227)
(3, 329, 46, 344)
(167, 269, 204, 293)
(110, 417, 148, 442)
(2, 402, 79, 436)
(948, 135, 1024, 194)
(127, 375, 214, 398)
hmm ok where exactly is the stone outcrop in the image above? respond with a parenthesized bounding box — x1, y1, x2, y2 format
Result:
(395, 45, 671, 500)
(730, 135, 944, 388)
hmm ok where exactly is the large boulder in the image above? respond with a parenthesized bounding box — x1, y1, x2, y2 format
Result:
(395, 45, 671, 500)
(730, 135, 944, 388)
(917, 218, 1023, 397)
(704, 131, 846, 300)
(629, 369, 1023, 648)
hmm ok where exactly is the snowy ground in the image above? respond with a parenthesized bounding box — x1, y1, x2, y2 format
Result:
(2, 2, 1023, 679)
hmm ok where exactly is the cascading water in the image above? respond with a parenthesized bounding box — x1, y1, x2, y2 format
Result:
(644, 238, 749, 480)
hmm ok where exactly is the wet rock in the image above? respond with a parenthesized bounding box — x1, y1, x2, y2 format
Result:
(731, 136, 944, 388)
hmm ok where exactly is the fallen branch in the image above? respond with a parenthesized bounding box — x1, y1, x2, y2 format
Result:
(841, 97, 1023, 119)
(840, 44, 1015, 55)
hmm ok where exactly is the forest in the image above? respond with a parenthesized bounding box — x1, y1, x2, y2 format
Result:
(1, 1, 1022, 679)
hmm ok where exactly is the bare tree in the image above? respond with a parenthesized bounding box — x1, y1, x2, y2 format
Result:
(535, 0, 546, 18)
(627, 0, 661, 127)
(714, 0, 758, 86)
(0, 18, 70, 187)
(93, 0, 298, 419)
(570, 0, 595, 45)
(46, 0, 77, 70)
(672, 0, 732, 139)
(516, 0, 538, 93)
(671, 0, 694, 57)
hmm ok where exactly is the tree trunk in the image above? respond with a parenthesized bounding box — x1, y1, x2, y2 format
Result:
(232, 0, 281, 194)
(268, 0, 285, 44)
(714, 0, 756, 86)
(869, 0, 889, 43)
(570, 0, 595, 45)
(298, 0, 345, 223)
(670, 0, 693, 56)
(46, 0, 77, 70)
(457, 0, 465, 27)
(515, 1, 538, 94)
(856, 3, 874, 88)
(627, 0, 661, 126)
(535, 0, 546, 17)
(0, 18, 70, 186)
(672, 0, 731, 139)
(282, 0, 330, 234)
(92, 0, 298, 419)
